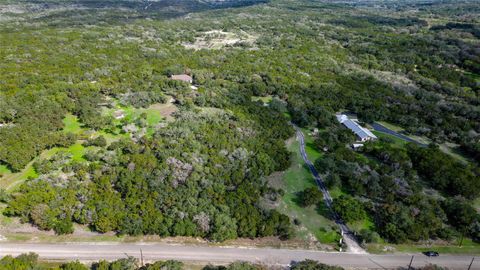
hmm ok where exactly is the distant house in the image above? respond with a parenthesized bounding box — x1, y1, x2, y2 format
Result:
(171, 74, 193, 84)
(336, 114, 377, 142)
(113, 110, 125, 120)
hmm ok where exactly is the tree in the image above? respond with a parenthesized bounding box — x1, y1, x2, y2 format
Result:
(226, 262, 262, 270)
(300, 187, 323, 207)
(209, 214, 238, 242)
(61, 261, 89, 270)
(142, 260, 183, 270)
(291, 260, 344, 270)
(0, 253, 39, 270)
(108, 257, 138, 270)
(442, 197, 479, 243)
(332, 195, 366, 223)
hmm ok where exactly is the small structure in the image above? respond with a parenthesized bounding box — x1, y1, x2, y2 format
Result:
(352, 143, 364, 150)
(337, 114, 377, 142)
(113, 110, 125, 120)
(170, 74, 193, 84)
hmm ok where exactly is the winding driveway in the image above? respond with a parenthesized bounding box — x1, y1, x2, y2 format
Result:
(371, 122, 425, 146)
(294, 125, 366, 254)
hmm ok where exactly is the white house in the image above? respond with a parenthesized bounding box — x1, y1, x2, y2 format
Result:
(336, 114, 377, 142)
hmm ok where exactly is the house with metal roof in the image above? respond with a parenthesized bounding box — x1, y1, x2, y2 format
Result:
(336, 114, 377, 142)
(170, 74, 193, 84)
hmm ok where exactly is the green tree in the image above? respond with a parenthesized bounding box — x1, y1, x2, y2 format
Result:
(300, 187, 323, 207)
(291, 260, 344, 270)
(61, 261, 89, 270)
(332, 195, 366, 223)
(142, 260, 183, 270)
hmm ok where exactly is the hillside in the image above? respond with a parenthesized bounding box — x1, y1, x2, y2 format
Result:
(0, 0, 478, 253)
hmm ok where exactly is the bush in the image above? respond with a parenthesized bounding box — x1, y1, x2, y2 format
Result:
(83, 136, 107, 147)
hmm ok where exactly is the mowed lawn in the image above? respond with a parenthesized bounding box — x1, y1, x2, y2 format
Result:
(62, 114, 83, 134)
(277, 135, 339, 245)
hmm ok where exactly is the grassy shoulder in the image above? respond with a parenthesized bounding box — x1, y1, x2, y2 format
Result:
(366, 238, 480, 255)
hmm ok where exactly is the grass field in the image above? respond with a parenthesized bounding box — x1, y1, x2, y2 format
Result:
(67, 143, 87, 162)
(62, 114, 83, 134)
(301, 128, 323, 161)
(372, 130, 408, 147)
(0, 154, 39, 191)
(0, 164, 11, 175)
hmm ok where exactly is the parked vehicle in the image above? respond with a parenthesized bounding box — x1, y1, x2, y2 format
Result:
(423, 251, 439, 257)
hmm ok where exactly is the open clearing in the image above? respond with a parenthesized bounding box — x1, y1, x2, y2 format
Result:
(148, 98, 178, 122)
(183, 30, 257, 50)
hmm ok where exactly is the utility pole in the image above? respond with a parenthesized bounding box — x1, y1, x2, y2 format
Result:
(407, 255, 414, 270)
(467, 257, 475, 270)
(140, 248, 144, 267)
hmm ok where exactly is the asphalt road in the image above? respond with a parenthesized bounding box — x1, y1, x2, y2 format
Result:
(294, 126, 365, 254)
(371, 123, 425, 146)
(0, 243, 476, 269)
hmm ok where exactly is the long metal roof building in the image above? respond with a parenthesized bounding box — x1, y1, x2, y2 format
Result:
(336, 114, 377, 141)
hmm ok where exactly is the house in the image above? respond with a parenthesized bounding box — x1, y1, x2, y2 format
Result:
(171, 74, 193, 84)
(113, 110, 125, 120)
(336, 114, 377, 142)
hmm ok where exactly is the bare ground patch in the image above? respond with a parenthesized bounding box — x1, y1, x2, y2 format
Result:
(182, 30, 257, 50)
(148, 97, 178, 122)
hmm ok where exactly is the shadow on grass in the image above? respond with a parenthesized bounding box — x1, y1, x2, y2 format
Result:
(316, 201, 334, 220)
(292, 191, 304, 207)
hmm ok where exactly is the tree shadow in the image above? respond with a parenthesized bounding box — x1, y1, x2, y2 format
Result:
(292, 191, 304, 207)
(316, 201, 334, 220)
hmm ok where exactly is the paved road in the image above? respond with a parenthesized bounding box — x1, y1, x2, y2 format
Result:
(0, 243, 476, 269)
(294, 126, 365, 254)
(371, 123, 425, 146)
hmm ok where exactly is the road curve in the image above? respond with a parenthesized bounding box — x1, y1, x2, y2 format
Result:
(0, 243, 476, 269)
(293, 126, 365, 254)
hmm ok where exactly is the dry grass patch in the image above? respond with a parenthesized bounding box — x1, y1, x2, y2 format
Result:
(148, 97, 178, 122)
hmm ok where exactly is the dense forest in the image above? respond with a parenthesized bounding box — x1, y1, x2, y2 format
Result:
(0, 0, 479, 246)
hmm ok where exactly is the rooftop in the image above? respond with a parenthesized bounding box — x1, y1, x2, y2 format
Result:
(337, 114, 377, 140)
(171, 74, 192, 83)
